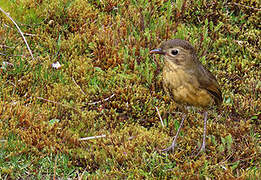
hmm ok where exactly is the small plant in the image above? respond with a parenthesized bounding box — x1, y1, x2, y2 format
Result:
(0, 0, 260, 179)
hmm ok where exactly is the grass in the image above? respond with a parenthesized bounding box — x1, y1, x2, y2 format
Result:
(0, 0, 260, 179)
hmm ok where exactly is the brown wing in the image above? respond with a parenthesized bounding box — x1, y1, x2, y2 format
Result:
(204, 82, 222, 106)
(197, 64, 223, 106)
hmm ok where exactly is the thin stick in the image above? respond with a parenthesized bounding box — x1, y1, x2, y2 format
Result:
(53, 154, 58, 180)
(0, 44, 15, 48)
(72, 77, 86, 95)
(0, 7, 35, 60)
(23, 32, 36, 36)
(231, 2, 261, 11)
(36, 97, 78, 111)
(78, 167, 87, 180)
(0, 52, 25, 57)
(88, 94, 115, 105)
(78, 134, 106, 141)
(155, 106, 164, 127)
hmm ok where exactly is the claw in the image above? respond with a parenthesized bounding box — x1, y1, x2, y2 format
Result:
(161, 114, 186, 153)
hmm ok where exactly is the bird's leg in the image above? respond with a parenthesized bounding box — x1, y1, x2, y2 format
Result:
(162, 114, 187, 152)
(201, 111, 208, 151)
(195, 111, 208, 156)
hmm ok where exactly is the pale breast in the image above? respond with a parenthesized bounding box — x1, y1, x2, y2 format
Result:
(163, 61, 214, 108)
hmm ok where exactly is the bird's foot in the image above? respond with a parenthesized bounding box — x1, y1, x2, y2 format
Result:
(161, 114, 186, 153)
(161, 145, 175, 153)
(199, 143, 205, 152)
(194, 143, 206, 157)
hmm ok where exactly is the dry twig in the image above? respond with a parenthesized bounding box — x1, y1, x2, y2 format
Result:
(0, 7, 35, 60)
(53, 154, 58, 180)
(36, 97, 78, 111)
(88, 94, 115, 105)
(231, 2, 261, 11)
(155, 106, 164, 127)
(72, 77, 86, 96)
(78, 134, 106, 141)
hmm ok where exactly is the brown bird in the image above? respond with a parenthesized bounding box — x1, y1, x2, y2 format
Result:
(150, 39, 222, 153)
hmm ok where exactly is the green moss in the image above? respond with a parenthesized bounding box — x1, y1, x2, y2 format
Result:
(0, 0, 260, 178)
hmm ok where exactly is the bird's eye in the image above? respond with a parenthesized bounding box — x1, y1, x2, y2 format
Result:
(171, 49, 179, 56)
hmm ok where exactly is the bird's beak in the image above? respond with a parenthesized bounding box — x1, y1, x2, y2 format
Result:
(150, 48, 166, 55)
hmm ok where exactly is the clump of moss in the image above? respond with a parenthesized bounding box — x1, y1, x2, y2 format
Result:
(0, 0, 260, 178)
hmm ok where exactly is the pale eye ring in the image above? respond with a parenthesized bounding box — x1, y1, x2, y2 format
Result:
(171, 49, 179, 56)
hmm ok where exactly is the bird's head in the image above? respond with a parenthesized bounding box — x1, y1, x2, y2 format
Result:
(150, 39, 197, 68)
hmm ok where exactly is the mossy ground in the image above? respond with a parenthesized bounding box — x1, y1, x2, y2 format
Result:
(0, 0, 260, 179)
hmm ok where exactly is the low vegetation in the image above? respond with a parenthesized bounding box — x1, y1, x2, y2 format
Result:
(0, 0, 260, 179)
